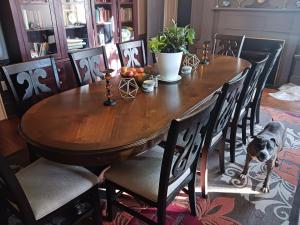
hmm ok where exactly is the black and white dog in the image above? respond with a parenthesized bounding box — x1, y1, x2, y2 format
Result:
(240, 121, 286, 193)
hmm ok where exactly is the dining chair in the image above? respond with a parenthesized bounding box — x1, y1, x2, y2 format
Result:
(117, 39, 146, 67)
(0, 153, 101, 225)
(244, 43, 284, 136)
(69, 47, 109, 86)
(212, 34, 246, 58)
(229, 55, 269, 163)
(104, 94, 218, 225)
(200, 68, 249, 197)
(1, 57, 61, 116)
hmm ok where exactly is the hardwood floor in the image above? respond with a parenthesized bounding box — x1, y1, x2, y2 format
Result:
(261, 88, 300, 114)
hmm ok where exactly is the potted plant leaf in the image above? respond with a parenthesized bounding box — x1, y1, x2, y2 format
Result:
(148, 22, 195, 82)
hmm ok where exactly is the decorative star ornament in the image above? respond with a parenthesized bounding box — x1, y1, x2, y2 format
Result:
(183, 54, 200, 70)
(119, 78, 139, 100)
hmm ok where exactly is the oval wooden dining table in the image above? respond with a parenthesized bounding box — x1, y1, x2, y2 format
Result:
(19, 56, 251, 166)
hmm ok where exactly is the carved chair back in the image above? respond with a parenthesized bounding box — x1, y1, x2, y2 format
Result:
(212, 34, 246, 58)
(117, 40, 146, 68)
(1, 57, 61, 116)
(69, 47, 109, 86)
(0, 153, 36, 225)
(205, 69, 249, 146)
(252, 44, 283, 105)
(233, 55, 269, 121)
(157, 94, 218, 201)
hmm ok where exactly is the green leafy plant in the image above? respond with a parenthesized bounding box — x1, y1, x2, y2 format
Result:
(148, 22, 195, 54)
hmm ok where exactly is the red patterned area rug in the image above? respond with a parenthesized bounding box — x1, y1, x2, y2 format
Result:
(103, 106, 300, 225)
(6, 107, 300, 225)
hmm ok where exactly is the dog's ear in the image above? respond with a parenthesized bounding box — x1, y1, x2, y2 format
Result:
(270, 138, 279, 147)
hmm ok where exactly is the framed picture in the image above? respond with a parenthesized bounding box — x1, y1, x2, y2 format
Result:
(0, 23, 8, 61)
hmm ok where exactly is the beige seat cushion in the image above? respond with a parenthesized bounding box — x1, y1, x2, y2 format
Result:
(16, 158, 99, 220)
(105, 146, 190, 203)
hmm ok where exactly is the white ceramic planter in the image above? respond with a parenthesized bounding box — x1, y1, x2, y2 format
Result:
(156, 52, 183, 81)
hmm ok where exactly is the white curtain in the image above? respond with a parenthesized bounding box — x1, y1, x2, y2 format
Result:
(163, 0, 178, 27)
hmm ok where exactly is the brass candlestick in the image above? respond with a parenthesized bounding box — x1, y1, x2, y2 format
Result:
(103, 69, 116, 106)
(200, 41, 210, 65)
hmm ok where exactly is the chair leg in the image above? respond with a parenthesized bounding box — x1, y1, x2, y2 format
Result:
(157, 205, 166, 225)
(200, 146, 209, 198)
(242, 116, 247, 145)
(106, 183, 116, 221)
(250, 107, 256, 137)
(230, 125, 237, 163)
(219, 138, 225, 173)
(188, 176, 197, 216)
(92, 187, 102, 225)
(255, 97, 262, 124)
(0, 199, 8, 225)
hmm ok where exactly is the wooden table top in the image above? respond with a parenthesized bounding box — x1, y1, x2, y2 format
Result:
(20, 56, 251, 166)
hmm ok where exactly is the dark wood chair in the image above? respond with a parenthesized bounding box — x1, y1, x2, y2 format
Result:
(105, 94, 218, 225)
(117, 40, 146, 67)
(0, 154, 101, 225)
(212, 34, 246, 58)
(229, 55, 269, 163)
(241, 43, 284, 136)
(200, 69, 249, 197)
(1, 57, 61, 116)
(69, 47, 109, 86)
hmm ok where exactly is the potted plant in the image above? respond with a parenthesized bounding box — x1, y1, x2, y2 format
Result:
(148, 22, 195, 82)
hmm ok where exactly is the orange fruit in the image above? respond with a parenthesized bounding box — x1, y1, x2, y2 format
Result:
(120, 67, 127, 74)
(136, 67, 144, 73)
(125, 71, 134, 77)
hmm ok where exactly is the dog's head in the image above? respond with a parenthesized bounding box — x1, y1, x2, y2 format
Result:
(250, 135, 279, 162)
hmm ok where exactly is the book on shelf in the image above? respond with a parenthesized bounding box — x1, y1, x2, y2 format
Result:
(31, 42, 49, 58)
(98, 25, 113, 44)
(22, 9, 47, 30)
(67, 38, 86, 50)
(95, 7, 111, 23)
(120, 7, 132, 22)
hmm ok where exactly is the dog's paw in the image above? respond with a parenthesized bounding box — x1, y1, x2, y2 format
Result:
(239, 173, 247, 179)
(261, 186, 270, 193)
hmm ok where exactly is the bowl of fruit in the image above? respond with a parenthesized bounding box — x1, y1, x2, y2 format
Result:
(120, 67, 148, 86)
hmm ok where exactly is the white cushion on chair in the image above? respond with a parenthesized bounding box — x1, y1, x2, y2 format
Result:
(16, 158, 99, 220)
(105, 146, 190, 203)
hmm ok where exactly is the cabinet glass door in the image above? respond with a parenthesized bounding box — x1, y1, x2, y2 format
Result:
(19, 0, 59, 59)
(94, 0, 115, 46)
(119, 0, 135, 42)
(61, 0, 90, 51)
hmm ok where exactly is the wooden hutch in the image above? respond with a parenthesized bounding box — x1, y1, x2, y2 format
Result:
(0, 0, 139, 116)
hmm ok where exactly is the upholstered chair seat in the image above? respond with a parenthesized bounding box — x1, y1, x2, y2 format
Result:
(15, 158, 99, 220)
(105, 95, 218, 225)
(105, 146, 190, 203)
